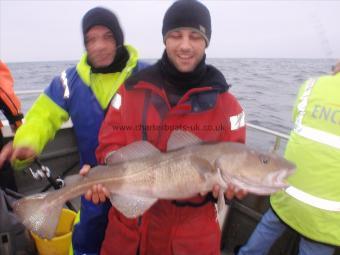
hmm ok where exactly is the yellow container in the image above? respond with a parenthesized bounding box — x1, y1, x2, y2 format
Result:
(30, 208, 76, 255)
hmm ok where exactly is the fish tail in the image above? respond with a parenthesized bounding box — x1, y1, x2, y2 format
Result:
(12, 192, 64, 240)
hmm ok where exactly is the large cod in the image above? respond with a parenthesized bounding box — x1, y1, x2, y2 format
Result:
(12, 131, 295, 239)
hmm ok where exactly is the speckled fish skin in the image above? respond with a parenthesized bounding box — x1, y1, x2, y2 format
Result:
(12, 141, 295, 239)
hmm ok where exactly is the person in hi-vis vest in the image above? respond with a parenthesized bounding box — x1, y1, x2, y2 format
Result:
(238, 60, 340, 255)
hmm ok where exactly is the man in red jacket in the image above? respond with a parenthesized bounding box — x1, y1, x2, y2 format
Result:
(87, 0, 246, 254)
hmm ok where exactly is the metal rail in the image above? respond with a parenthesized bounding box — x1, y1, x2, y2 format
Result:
(246, 123, 289, 152)
(15, 89, 43, 96)
(13, 90, 292, 152)
(246, 123, 289, 140)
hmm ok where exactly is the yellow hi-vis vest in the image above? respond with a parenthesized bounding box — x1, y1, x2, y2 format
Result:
(270, 73, 340, 246)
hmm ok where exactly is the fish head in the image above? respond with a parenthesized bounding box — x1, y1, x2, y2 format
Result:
(214, 143, 296, 195)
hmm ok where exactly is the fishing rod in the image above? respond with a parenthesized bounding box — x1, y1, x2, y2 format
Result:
(29, 158, 77, 212)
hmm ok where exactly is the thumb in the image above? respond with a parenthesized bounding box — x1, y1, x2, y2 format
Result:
(79, 164, 91, 176)
(10, 147, 37, 162)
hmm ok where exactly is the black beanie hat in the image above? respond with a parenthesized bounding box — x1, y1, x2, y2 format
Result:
(82, 7, 124, 47)
(162, 0, 211, 46)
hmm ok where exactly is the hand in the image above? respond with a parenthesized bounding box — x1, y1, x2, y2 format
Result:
(211, 184, 248, 201)
(0, 142, 37, 169)
(0, 142, 13, 168)
(80, 164, 110, 204)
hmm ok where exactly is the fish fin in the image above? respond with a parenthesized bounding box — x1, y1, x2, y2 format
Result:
(217, 189, 226, 214)
(109, 194, 157, 218)
(167, 130, 202, 152)
(12, 192, 63, 240)
(190, 155, 215, 180)
(106, 141, 161, 165)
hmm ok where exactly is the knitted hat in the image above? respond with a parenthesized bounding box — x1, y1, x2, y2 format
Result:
(82, 7, 124, 47)
(162, 0, 211, 46)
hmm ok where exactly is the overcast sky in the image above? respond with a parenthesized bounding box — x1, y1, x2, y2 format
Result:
(0, 0, 339, 63)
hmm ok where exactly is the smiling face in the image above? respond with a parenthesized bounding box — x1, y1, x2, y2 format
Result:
(85, 25, 117, 68)
(165, 28, 206, 73)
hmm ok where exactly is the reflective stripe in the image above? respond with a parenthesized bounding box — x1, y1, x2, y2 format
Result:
(111, 93, 122, 110)
(285, 186, 340, 212)
(294, 78, 316, 129)
(230, 111, 245, 131)
(60, 71, 70, 99)
(294, 78, 340, 149)
(295, 124, 340, 149)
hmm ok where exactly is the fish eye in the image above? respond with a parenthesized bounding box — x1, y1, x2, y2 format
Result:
(259, 155, 270, 164)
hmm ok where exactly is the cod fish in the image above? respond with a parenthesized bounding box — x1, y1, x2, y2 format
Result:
(12, 131, 295, 239)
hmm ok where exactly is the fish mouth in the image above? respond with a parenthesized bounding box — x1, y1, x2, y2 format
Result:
(221, 170, 290, 195)
(232, 176, 287, 195)
(263, 169, 291, 187)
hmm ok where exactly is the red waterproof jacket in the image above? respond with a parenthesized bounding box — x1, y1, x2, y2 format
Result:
(96, 64, 246, 255)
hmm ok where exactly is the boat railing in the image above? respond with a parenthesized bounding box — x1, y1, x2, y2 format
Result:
(15, 89, 43, 96)
(246, 122, 289, 152)
(6, 90, 292, 153)
(4, 90, 292, 180)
